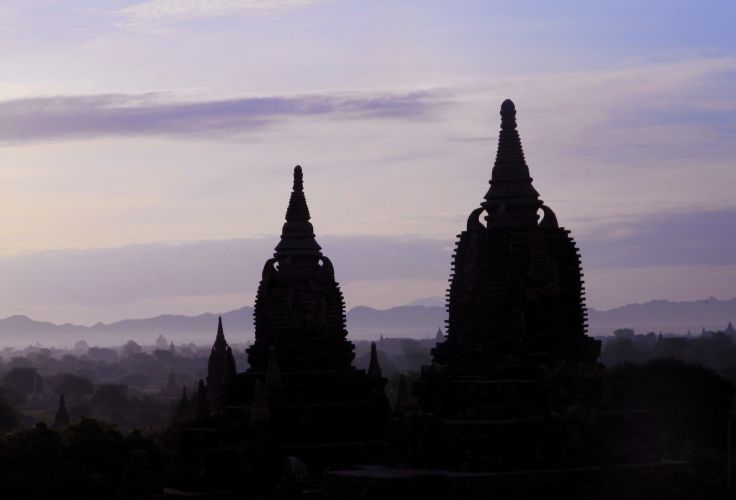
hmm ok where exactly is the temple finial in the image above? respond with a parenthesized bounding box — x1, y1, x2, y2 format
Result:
(500, 99, 516, 129)
(293, 165, 303, 192)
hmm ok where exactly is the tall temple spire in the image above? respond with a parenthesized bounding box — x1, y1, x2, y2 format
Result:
(433, 99, 597, 379)
(274, 165, 321, 258)
(483, 99, 541, 226)
(207, 316, 236, 386)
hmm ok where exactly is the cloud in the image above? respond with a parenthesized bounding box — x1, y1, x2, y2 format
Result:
(0, 90, 446, 144)
(0, 235, 450, 309)
(578, 207, 736, 270)
(1, 205, 734, 321)
(115, 0, 325, 29)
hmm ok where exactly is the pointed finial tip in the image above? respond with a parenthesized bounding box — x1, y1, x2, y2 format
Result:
(292, 165, 304, 192)
(500, 99, 517, 129)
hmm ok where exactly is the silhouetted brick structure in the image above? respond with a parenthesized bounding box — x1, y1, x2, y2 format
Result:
(237, 166, 390, 471)
(167, 167, 391, 497)
(434, 99, 599, 378)
(166, 104, 694, 499)
(247, 165, 355, 374)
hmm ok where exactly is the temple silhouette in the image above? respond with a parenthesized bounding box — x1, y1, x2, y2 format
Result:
(165, 100, 691, 499)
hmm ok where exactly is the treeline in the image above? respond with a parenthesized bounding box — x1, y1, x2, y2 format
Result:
(0, 336, 234, 431)
(0, 334, 439, 432)
(599, 327, 736, 371)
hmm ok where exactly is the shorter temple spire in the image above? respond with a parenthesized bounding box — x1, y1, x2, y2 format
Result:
(207, 316, 236, 385)
(53, 394, 69, 428)
(367, 342, 382, 379)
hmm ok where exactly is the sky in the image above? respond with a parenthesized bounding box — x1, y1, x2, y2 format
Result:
(0, 0, 734, 324)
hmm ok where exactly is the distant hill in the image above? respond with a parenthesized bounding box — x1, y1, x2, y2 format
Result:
(587, 297, 736, 335)
(347, 305, 446, 338)
(0, 297, 734, 347)
(0, 304, 448, 347)
(0, 307, 256, 348)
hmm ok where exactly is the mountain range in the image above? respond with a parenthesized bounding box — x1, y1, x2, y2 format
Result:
(0, 297, 734, 347)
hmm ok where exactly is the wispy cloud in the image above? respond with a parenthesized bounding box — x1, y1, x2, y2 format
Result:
(0, 235, 450, 309)
(115, 0, 325, 29)
(0, 89, 446, 144)
(579, 207, 736, 270)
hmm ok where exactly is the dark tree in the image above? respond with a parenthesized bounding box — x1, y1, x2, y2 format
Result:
(2, 367, 43, 397)
(0, 390, 18, 431)
(50, 373, 94, 400)
(91, 384, 129, 413)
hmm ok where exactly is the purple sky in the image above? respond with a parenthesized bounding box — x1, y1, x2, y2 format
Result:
(0, 1, 733, 324)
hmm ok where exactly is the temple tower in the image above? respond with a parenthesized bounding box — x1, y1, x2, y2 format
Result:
(433, 99, 599, 377)
(241, 166, 388, 470)
(247, 165, 354, 373)
(206, 317, 236, 411)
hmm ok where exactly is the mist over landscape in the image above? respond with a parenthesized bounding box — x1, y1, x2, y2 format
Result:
(1, 296, 736, 348)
